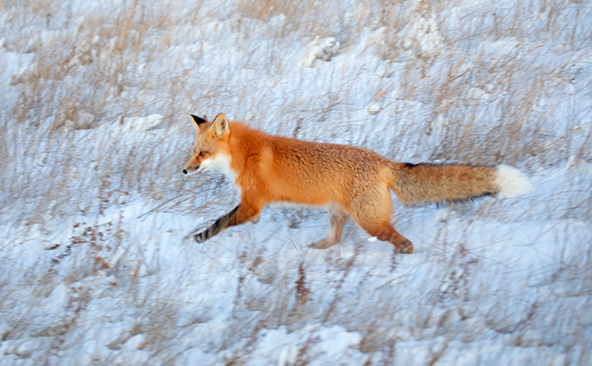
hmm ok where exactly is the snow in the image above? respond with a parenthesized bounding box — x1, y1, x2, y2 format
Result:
(1, 0, 591, 365)
(121, 114, 165, 131)
(303, 37, 341, 68)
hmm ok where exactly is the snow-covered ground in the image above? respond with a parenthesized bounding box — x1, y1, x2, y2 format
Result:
(1, 1, 591, 365)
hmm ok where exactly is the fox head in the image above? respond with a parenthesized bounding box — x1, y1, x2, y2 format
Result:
(183, 113, 232, 176)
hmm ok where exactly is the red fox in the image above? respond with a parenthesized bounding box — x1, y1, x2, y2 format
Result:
(183, 113, 533, 253)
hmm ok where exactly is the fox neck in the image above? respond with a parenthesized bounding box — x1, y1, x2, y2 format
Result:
(209, 152, 240, 193)
(206, 122, 270, 194)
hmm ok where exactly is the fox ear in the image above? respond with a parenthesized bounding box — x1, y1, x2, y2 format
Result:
(190, 114, 208, 128)
(211, 113, 230, 139)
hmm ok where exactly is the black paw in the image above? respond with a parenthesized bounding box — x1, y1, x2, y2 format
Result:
(194, 233, 207, 243)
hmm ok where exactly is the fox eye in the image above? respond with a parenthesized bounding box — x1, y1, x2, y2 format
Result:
(199, 151, 206, 157)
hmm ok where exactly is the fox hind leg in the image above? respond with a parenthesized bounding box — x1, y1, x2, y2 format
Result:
(309, 204, 348, 249)
(350, 185, 414, 254)
(358, 220, 413, 254)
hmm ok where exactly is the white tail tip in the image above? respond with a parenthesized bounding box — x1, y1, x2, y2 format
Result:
(495, 165, 533, 198)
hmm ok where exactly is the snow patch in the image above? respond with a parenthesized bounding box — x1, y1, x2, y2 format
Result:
(401, 14, 443, 57)
(121, 114, 165, 131)
(303, 37, 340, 68)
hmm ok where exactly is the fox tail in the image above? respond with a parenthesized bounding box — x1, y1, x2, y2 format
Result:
(389, 163, 533, 206)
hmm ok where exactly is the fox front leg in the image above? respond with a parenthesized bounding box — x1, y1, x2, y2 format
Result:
(194, 200, 262, 243)
(194, 205, 239, 243)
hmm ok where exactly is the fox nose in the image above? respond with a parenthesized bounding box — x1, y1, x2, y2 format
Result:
(182, 169, 188, 175)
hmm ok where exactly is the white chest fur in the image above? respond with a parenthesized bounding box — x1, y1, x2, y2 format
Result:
(200, 153, 241, 194)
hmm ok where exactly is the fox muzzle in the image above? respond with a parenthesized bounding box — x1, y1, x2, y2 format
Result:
(183, 166, 200, 175)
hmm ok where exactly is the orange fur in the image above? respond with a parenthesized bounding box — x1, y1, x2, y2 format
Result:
(184, 113, 522, 253)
